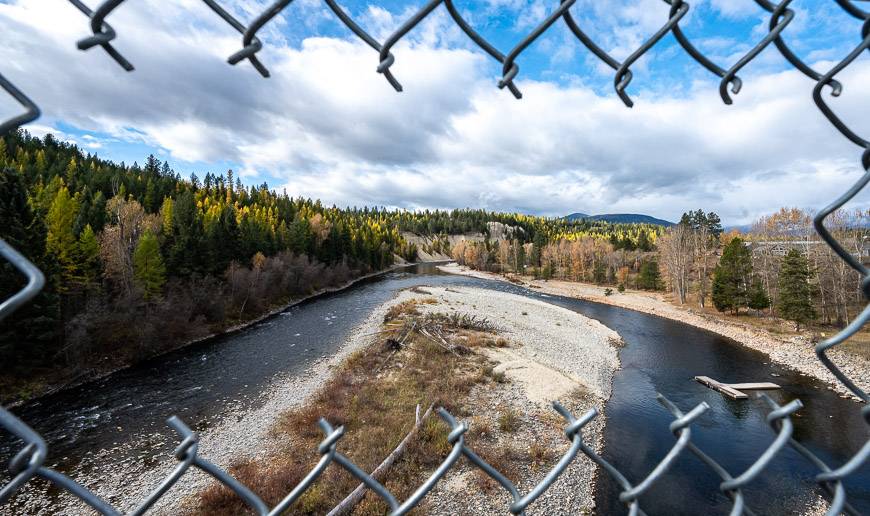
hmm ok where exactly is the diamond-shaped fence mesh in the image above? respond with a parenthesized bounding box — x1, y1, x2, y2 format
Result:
(0, 1, 868, 514)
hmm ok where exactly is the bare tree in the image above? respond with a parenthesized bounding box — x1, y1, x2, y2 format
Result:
(658, 224, 692, 304)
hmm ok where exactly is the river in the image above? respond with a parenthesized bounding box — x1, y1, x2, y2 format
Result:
(1, 263, 867, 514)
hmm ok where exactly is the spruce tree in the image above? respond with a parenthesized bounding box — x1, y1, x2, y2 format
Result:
(712, 237, 752, 315)
(777, 249, 815, 330)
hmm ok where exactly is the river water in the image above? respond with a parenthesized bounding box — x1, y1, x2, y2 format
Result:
(1, 264, 867, 514)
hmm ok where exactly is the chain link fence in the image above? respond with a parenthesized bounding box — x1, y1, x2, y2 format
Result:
(0, 0, 868, 514)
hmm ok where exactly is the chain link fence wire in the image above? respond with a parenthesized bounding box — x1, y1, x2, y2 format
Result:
(1, 0, 869, 514)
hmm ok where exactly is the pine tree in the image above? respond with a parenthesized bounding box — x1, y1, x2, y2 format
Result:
(34, 149, 46, 173)
(133, 232, 166, 299)
(144, 178, 157, 213)
(65, 157, 77, 190)
(747, 276, 770, 312)
(160, 197, 174, 235)
(777, 249, 815, 330)
(637, 260, 661, 290)
(0, 168, 58, 362)
(77, 224, 100, 286)
(712, 237, 753, 315)
(637, 230, 652, 251)
(45, 186, 82, 289)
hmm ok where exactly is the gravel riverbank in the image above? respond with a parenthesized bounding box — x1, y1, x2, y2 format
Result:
(2, 296, 399, 515)
(439, 263, 869, 402)
(167, 284, 622, 515)
(7, 281, 622, 515)
(409, 286, 621, 515)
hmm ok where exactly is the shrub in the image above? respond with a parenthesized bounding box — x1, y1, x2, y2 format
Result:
(498, 408, 521, 433)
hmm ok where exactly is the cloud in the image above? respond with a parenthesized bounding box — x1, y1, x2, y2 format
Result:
(0, 0, 868, 225)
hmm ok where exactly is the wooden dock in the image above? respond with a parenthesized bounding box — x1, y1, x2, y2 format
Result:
(694, 376, 780, 399)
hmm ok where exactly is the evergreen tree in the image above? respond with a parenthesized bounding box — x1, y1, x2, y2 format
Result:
(637, 260, 661, 290)
(77, 224, 100, 286)
(160, 197, 174, 235)
(531, 231, 546, 267)
(637, 229, 652, 252)
(144, 178, 157, 213)
(592, 261, 606, 284)
(747, 277, 771, 312)
(0, 168, 58, 364)
(168, 189, 202, 275)
(64, 157, 77, 190)
(777, 249, 815, 330)
(712, 237, 753, 315)
(45, 186, 82, 289)
(133, 232, 166, 299)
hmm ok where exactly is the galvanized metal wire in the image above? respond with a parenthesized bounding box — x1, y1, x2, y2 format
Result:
(1, 1, 868, 514)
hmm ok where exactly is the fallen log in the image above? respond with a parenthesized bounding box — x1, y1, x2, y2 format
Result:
(326, 403, 435, 516)
(419, 328, 460, 357)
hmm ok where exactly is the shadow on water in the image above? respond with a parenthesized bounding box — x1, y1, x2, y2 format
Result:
(1, 265, 867, 514)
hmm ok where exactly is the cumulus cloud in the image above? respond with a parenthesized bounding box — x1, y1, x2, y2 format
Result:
(0, 0, 867, 225)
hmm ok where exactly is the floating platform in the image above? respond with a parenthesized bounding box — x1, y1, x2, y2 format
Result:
(694, 376, 781, 400)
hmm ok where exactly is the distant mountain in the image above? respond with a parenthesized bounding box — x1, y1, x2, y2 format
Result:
(724, 224, 752, 233)
(565, 212, 675, 226)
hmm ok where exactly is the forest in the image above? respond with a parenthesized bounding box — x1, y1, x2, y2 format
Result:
(452, 207, 869, 336)
(0, 130, 419, 401)
(0, 130, 661, 402)
(5, 128, 858, 402)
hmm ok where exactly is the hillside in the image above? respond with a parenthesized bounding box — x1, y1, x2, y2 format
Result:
(565, 212, 674, 226)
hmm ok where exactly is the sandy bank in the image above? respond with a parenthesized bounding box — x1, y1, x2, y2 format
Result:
(439, 263, 869, 401)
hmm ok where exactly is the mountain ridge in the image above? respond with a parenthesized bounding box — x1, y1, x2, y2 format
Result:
(565, 212, 674, 226)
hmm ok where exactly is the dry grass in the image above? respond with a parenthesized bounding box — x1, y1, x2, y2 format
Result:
(470, 445, 524, 493)
(497, 408, 521, 433)
(671, 292, 870, 361)
(422, 312, 495, 332)
(527, 442, 557, 470)
(465, 416, 494, 442)
(457, 332, 511, 350)
(195, 312, 491, 515)
(383, 299, 422, 323)
(837, 331, 870, 361)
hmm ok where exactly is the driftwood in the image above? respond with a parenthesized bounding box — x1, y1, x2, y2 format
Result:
(326, 403, 435, 516)
(376, 323, 415, 374)
(418, 327, 460, 357)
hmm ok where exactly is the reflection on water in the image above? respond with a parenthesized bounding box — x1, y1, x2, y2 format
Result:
(0, 264, 866, 515)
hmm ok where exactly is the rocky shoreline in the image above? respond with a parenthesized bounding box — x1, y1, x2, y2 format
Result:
(411, 286, 621, 515)
(3, 285, 403, 515)
(438, 263, 869, 402)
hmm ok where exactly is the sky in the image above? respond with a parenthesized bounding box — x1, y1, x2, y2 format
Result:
(0, 0, 868, 225)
